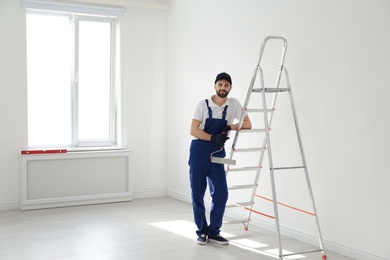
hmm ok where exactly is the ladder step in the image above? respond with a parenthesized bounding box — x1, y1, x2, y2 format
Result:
(282, 249, 324, 258)
(228, 184, 257, 190)
(233, 147, 266, 153)
(246, 108, 274, 113)
(239, 128, 266, 133)
(252, 88, 289, 93)
(228, 166, 262, 172)
(226, 201, 253, 208)
(223, 218, 250, 225)
(272, 166, 306, 170)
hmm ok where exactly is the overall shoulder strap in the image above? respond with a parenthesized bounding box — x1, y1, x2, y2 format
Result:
(222, 105, 228, 120)
(205, 99, 212, 118)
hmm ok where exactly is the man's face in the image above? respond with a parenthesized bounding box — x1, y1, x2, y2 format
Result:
(214, 79, 232, 98)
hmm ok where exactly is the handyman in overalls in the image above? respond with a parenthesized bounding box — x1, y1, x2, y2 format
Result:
(189, 72, 252, 245)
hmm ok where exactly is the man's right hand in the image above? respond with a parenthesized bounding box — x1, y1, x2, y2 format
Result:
(210, 134, 229, 146)
(221, 125, 231, 134)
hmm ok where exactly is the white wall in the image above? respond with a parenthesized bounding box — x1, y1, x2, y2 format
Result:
(120, 5, 168, 198)
(0, 0, 28, 209)
(166, 0, 390, 259)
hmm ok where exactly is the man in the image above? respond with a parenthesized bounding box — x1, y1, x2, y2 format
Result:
(189, 72, 252, 245)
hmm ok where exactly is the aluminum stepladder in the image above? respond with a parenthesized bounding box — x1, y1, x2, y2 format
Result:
(225, 36, 327, 260)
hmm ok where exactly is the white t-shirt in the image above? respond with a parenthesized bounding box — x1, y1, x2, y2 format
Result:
(193, 97, 247, 130)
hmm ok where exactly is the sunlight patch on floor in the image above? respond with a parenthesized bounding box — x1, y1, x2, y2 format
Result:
(230, 238, 268, 248)
(149, 220, 196, 240)
(149, 220, 306, 259)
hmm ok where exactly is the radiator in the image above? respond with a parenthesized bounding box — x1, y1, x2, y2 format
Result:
(19, 150, 132, 210)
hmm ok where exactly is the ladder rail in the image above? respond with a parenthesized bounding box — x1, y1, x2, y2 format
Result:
(260, 66, 283, 258)
(228, 36, 287, 155)
(242, 66, 283, 230)
(284, 68, 326, 252)
(243, 38, 288, 236)
(263, 37, 288, 130)
(231, 36, 287, 147)
(228, 37, 288, 165)
(257, 36, 288, 73)
(227, 36, 288, 236)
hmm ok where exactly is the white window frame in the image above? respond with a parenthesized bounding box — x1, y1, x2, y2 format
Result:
(72, 14, 118, 147)
(24, 2, 124, 148)
(21, 0, 125, 17)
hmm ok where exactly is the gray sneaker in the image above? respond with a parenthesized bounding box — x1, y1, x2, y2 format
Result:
(208, 234, 229, 245)
(197, 234, 208, 245)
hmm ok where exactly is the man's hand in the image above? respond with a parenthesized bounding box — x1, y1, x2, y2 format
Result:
(210, 133, 229, 146)
(221, 125, 231, 134)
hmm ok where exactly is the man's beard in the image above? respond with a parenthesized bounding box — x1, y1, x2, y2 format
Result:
(216, 90, 229, 98)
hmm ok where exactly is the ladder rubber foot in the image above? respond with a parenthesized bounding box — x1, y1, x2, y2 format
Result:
(322, 255, 327, 259)
(244, 226, 248, 231)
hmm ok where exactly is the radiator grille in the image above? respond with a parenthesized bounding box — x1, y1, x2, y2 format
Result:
(26, 156, 129, 200)
(20, 150, 132, 209)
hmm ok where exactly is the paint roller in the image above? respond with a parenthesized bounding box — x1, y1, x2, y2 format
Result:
(210, 147, 236, 165)
(210, 127, 236, 165)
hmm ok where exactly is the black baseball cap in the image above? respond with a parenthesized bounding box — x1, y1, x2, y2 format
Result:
(215, 72, 232, 85)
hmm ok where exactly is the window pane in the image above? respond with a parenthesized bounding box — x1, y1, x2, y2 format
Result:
(78, 20, 111, 141)
(26, 13, 72, 146)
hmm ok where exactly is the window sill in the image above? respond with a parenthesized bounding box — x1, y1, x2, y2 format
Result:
(21, 146, 131, 155)
(67, 146, 131, 153)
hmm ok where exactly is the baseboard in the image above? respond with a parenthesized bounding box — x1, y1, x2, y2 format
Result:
(133, 188, 168, 199)
(167, 189, 192, 204)
(20, 197, 133, 211)
(0, 188, 168, 211)
(0, 188, 166, 211)
(245, 214, 385, 260)
(323, 240, 385, 260)
(167, 191, 385, 260)
(0, 201, 19, 211)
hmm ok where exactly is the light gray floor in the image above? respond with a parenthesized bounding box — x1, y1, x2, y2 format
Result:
(0, 197, 351, 260)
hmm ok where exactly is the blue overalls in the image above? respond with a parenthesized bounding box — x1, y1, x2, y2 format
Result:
(189, 99, 229, 237)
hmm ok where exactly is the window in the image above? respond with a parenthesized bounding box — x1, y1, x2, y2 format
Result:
(26, 11, 119, 148)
